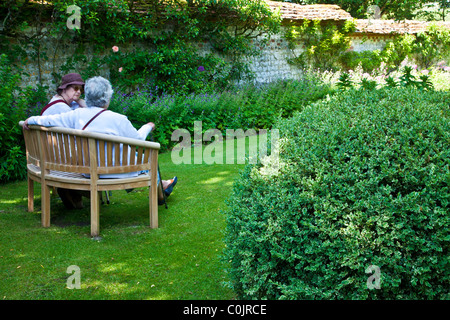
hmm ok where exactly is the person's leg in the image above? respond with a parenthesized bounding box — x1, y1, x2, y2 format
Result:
(57, 188, 85, 209)
(57, 188, 75, 209)
(162, 176, 177, 196)
(71, 191, 84, 209)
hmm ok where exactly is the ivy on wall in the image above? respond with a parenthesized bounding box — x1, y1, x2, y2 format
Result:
(284, 19, 356, 71)
(0, 0, 281, 94)
(284, 18, 450, 73)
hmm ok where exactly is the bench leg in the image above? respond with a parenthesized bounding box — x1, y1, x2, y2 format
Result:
(90, 190, 101, 237)
(41, 183, 51, 228)
(28, 177, 34, 212)
(149, 152, 159, 229)
(149, 185, 158, 229)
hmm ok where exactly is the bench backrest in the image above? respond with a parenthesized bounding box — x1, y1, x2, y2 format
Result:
(20, 122, 160, 177)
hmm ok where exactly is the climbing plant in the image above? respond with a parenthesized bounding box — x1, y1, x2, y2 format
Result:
(284, 19, 356, 71)
(0, 0, 281, 94)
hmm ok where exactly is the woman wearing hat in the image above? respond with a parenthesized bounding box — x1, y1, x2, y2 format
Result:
(40, 73, 87, 116)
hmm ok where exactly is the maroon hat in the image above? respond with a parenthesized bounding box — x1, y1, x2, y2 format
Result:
(58, 73, 85, 90)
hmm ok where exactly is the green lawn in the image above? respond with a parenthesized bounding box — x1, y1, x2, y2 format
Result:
(0, 134, 265, 300)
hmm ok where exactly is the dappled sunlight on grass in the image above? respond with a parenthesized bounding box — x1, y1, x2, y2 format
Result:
(216, 171, 232, 175)
(198, 176, 226, 185)
(98, 262, 128, 273)
(0, 199, 26, 205)
(0, 189, 29, 208)
(143, 292, 173, 300)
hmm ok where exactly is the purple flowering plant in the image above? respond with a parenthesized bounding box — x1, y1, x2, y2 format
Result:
(107, 77, 333, 152)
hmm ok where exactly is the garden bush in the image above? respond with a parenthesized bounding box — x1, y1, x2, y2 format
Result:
(223, 87, 450, 299)
(0, 54, 48, 183)
(339, 50, 384, 73)
(108, 77, 333, 151)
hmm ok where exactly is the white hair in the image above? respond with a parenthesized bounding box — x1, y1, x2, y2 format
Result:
(85, 76, 114, 108)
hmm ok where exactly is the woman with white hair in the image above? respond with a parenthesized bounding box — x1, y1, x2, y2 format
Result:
(24, 76, 177, 209)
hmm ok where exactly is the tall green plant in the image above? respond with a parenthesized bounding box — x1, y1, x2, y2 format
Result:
(413, 24, 450, 69)
(378, 34, 415, 72)
(284, 19, 356, 71)
(0, 54, 26, 183)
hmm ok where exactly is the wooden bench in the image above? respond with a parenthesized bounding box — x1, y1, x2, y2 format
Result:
(19, 121, 161, 237)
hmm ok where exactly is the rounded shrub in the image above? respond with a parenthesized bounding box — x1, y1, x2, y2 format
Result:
(223, 87, 450, 299)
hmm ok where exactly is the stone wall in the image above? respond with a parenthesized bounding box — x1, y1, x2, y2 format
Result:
(18, 35, 111, 93)
(244, 33, 303, 83)
(242, 29, 392, 84)
(18, 31, 392, 89)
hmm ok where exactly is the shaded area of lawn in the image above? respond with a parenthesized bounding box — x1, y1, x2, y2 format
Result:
(0, 135, 265, 300)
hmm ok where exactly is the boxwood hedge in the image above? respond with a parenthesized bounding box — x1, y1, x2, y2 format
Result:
(223, 87, 450, 299)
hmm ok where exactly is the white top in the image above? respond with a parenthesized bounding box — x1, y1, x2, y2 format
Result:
(41, 95, 81, 116)
(29, 107, 151, 140)
(28, 107, 153, 178)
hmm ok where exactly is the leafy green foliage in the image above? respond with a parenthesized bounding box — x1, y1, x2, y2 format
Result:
(413, 24, 450, 69)
(397, 66, 434, 91)
(287, 21, 449, 75)
(336, 72, 352, 89)
(385, 76, 398, 88)
(379, 34, 416, 72)
(285, 19, 356, 71)
(0, 0, 281, 95)
(373, 25, 449, 72)
(0, 54, 48, 183)
(339, 50, 384, 73)
(108, 78, 333, 151)
(0, 55, 26, 183)
(223, 87, 450, 299)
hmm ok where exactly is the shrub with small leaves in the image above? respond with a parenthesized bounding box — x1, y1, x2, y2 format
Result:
(108, 78, 333, 151)
(223, 87, 450, 299)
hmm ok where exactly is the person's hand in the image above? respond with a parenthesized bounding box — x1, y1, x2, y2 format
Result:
(23, 119, 30, 130)
(147, 122, 155, 131)
(76, 98, 87, 108)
